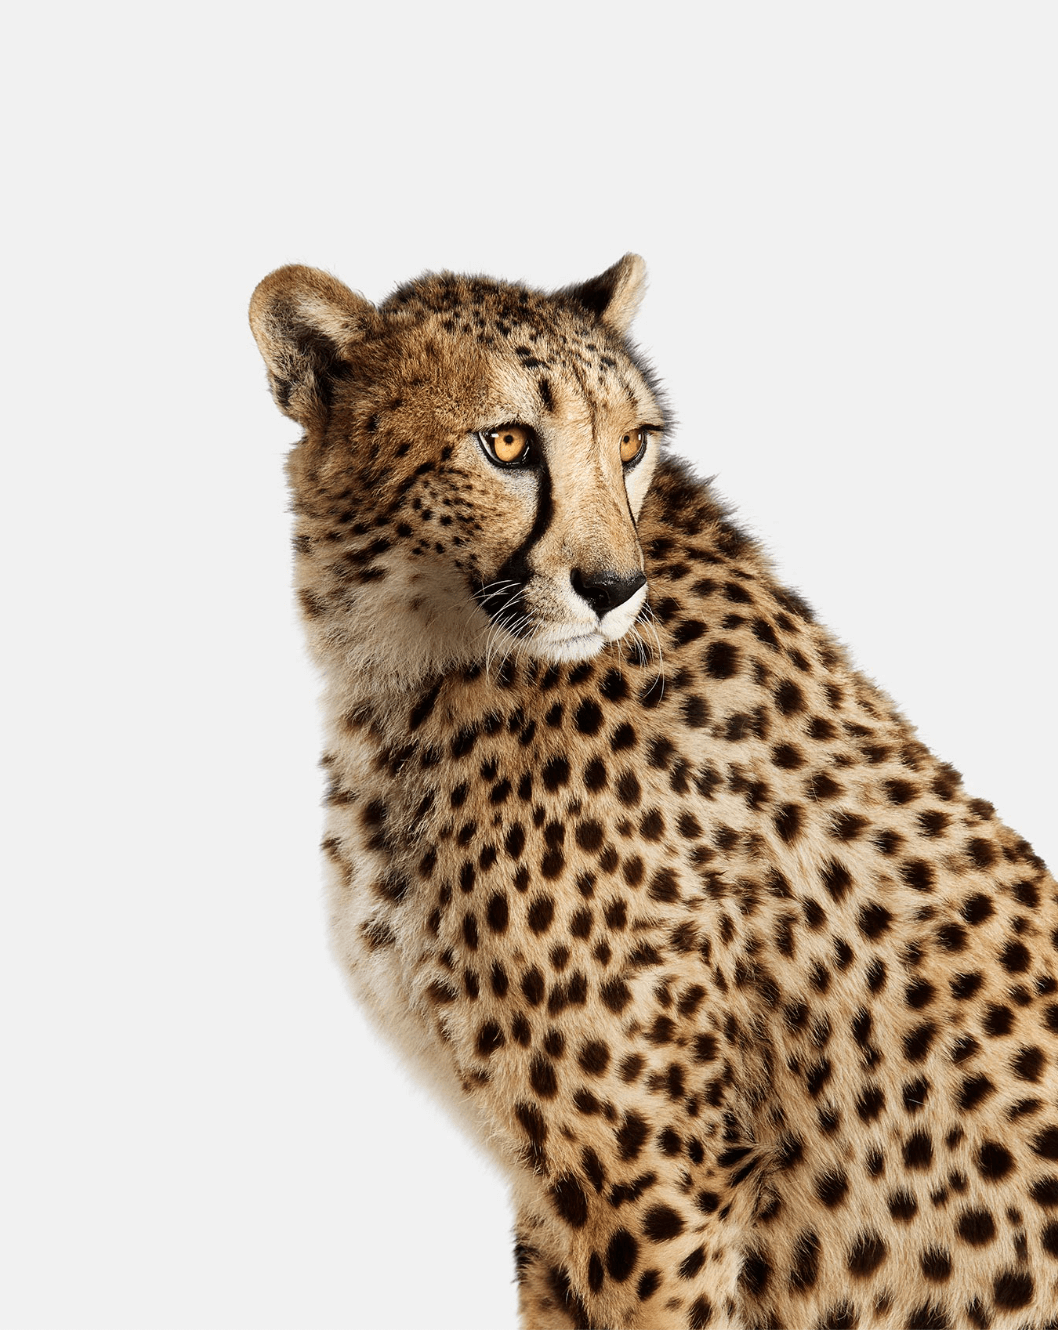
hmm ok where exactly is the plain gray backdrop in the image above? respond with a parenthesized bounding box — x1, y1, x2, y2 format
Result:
(3, 3, 1056, 1327)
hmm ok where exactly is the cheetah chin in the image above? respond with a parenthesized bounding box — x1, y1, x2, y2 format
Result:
(251, 254, 1058, 1330)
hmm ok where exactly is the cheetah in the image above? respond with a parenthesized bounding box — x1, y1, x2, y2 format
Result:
(249, 256, 1058, 1330)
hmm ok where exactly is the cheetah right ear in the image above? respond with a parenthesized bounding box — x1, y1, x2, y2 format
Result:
(558, 253, 647, 336)
(249, 265, 378, 428)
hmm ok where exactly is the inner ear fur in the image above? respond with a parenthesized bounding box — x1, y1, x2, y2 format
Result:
(557, 253, 646, 336)
(249, 265, 377, 427)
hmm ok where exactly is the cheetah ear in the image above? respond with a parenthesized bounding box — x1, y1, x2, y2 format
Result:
(558, 253, 647, 336)
(249, 265, 378, 428)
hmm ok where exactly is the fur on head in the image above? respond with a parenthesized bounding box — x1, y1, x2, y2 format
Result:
(249, 256, 665, 691)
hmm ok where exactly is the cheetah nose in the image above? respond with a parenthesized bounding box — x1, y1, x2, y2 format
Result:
(570, 569, 647, 616)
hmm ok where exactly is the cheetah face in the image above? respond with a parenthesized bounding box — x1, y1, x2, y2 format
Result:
(250, 256, 665, 675)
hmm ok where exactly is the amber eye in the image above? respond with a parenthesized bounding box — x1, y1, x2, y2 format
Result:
(620, 428, 648, 465)
(480, 424, 534, 466)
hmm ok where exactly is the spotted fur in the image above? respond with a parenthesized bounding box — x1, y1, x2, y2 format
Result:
(250, 257, 1058, 1330)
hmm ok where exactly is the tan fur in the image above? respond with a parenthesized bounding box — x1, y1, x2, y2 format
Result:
(251, 257, 1058, 1329)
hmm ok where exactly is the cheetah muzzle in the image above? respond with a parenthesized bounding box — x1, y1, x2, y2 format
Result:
(251, 255, 1058, 1330)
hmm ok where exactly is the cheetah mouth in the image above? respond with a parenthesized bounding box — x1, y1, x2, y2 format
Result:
(532, 627, 608, 663)
(530, 617, 644, 663)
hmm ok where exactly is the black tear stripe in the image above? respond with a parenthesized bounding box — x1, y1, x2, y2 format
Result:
(474, 461, 554, 639)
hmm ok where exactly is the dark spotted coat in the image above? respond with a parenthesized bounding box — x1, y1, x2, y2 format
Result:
(250, 258, 1058, 1330)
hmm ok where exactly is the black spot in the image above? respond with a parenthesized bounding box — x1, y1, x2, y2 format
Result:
(806, 770, 842, 800)
(818, 1301, 858, 1330)
(775, 803, 803, 843)
(616, 1111, 650, 1161)
(486, 892, 509, 933)
(815, 1170, 848, 1207)
(542, 756, 570, 790)
(578, 1040, 609, 1075)
(983, 1004, 1014, 1037)
(903, 1131, 933, 1170)
(679, 1247, 705, 1280)
(951, 971, 983, 1000)
(688, 1296, 714, 1329)
(821, 859, 852, 902)
(476, 1020, 505, 1056)
(857, 902, 892, 939)
(888, 1190, 917, 1222)
(962, 893, 994, 925)
(683, 695, 709, 727)
(674, 618, 707, 645)
(642, 1204, 684, 1242)
(773, 742, 804, 769)
(832, 811, 869, 841)
(600, 669, 628, 701)
(920, 1247, 951, 1282)
(905, 1302, 951, 1330)
(543, 1028, 565, 1058)
(903, 1023, 937, 1063)
(900, 859, 934, 892)
(857, 1086, 885, 1122)
(504, 823, 525, 859)
(636, 1268, 660, 1300)
(774, 679, 805, 715)
(540, 848, 565, 879)
(574, 698, 603, 735)
(521, 967, 545, 1006)
(976, 1140, 1014, 1180)
(740, 1246, 771, 1297)
(956, 1208, 995, 1245)
(866, 959, 887, 993)
(847, 1230, 887, 1277)
(610, 722, 636, 751)
(805, 1059, 832, 1097)
(905, 978, 935, 1009)
(648, 866, 680, 903)
(408, 681, 442, 730)
(788, 1230, 820, 1293)
(704, 640, 739, 679)
(1032, 1126, 1058, 1160)
(515, 1100, 547, 1150)
(601, 978, 632, 1013)
(902, 1077, 930, 1113)
(936, 922, 968, 952)
(958, 1074, 995, 1112)
(550, 1174, 588, 1228)
(1000, 939, 1031, 974)
(528, 895, 555, 934)
(530, 1054, 558, 1098)
(992, 1269, 1034, 1310)
(605, 1228, 638, 1282)
(884, 778, 918, 804)
(616, 769, 641, 806)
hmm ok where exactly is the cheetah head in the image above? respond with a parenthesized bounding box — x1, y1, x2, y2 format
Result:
(250, 257, 665, 680)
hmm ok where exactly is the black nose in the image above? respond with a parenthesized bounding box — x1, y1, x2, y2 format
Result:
(571, 568, 647, 616)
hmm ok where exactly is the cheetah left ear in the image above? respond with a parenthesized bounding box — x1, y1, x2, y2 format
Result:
(558, 254, 647, 336)
(249, 265, 379, 429)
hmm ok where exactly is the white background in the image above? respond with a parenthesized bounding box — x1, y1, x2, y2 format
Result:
(3, 4, 1056, 1328)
